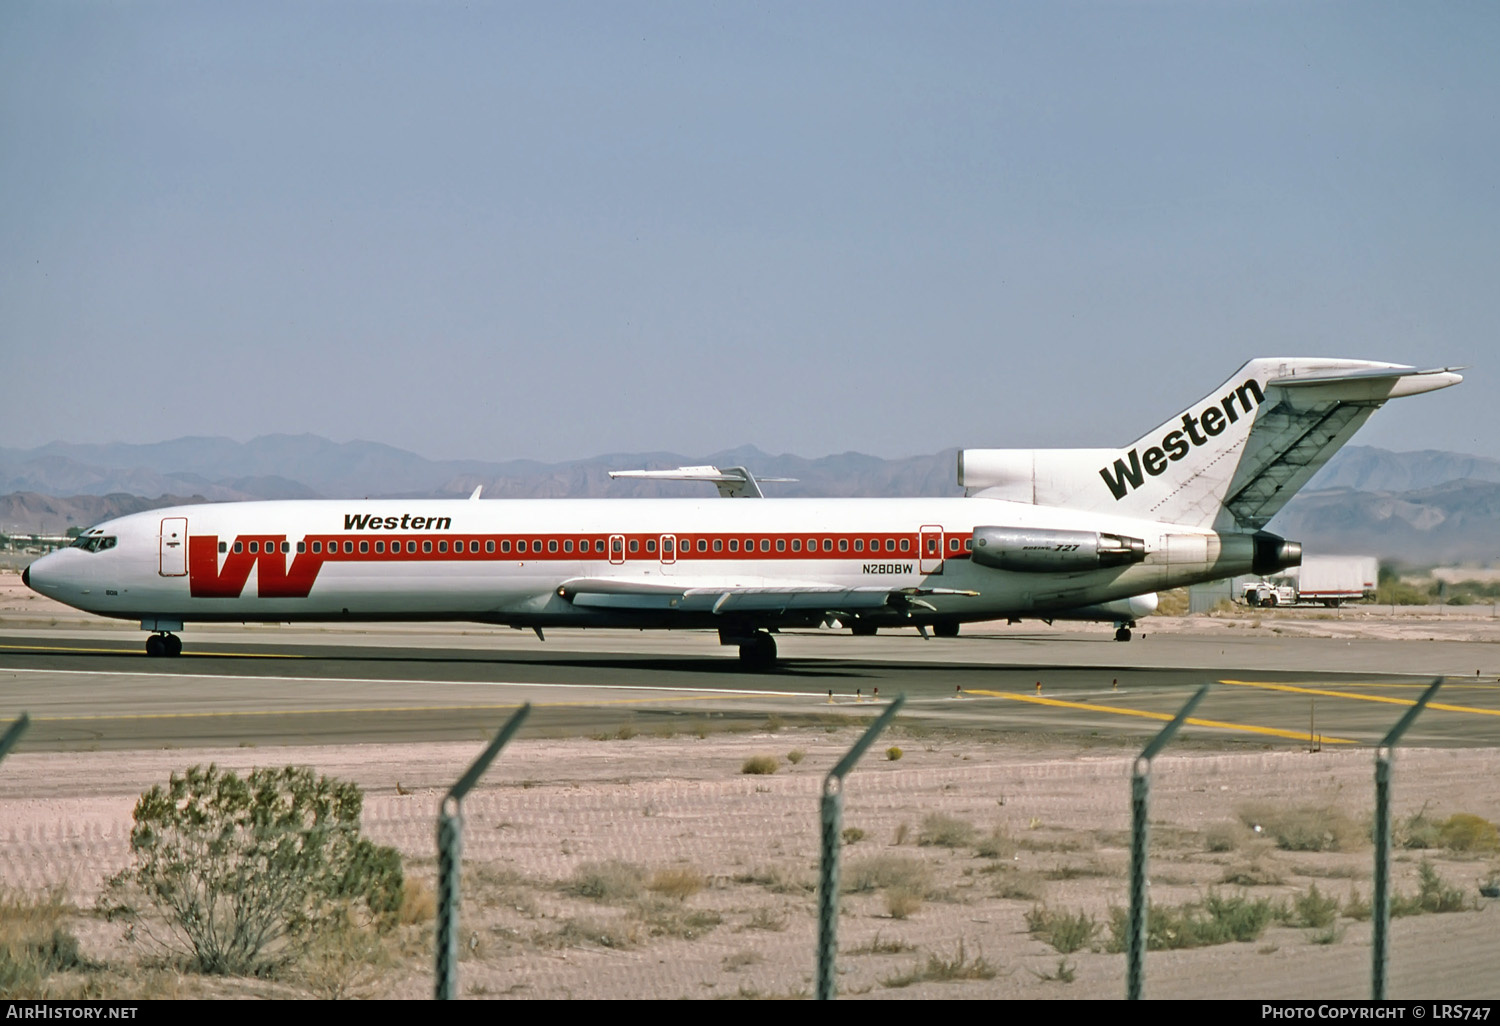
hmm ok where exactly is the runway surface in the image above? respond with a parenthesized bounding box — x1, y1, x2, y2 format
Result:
(2, 625, 1498, 752)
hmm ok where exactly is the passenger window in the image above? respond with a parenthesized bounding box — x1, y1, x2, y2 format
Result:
(853, 539, 863, 552)
(612, 538, 623, 554)
(791, 539, 802, 552)
(663, 537, 674, 554)
(422, 540, 432, 553)
(964, 539, 972, 551)
(562, 540, 571, 553)
(698, 539, 707, 552)
(839, 539, 848, 552)
(219, 541, 227, 554)
(249, 541, 258, 554)
(359, 541, 369, 554)
(375, 541, 384, 554)
(728, 539, 738, 552)
(486, 540, 495, 553)
(760, 539, 770, 553)
(311, 541, 320, 554)
(517, 540, 527, 553)
(297, 541, 306, 553)
(629, 539, 639, 553)
(344, 541, 354, 554)
(543, 539, 554, 553)
(439, 541, 448, 553)
(502, 540, 512, 553)
(900, 539, 910, 552)
(885, 539, 895, 552)
(407, 540, 417, 553)
(776, 539, 786, 552)
(822, 538, 832, 552)
(712, 539, 722, 552)
(646, 539, 657, 553)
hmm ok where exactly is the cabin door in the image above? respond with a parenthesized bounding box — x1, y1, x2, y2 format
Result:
(159, 518, 188, 577)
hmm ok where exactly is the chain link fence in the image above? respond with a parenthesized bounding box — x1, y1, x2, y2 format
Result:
(2, 721, 1498, 999)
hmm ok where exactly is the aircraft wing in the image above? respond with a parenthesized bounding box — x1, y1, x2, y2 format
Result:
(556, 576, 977, 614)
(607, 465, 796, 498)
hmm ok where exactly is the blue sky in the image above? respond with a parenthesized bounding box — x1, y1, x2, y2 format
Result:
(2, 2, 1495, 462)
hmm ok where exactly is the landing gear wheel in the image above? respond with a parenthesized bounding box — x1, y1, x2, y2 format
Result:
(1114, 627, 1132, 642)
(738, 632, 778, 671)
(850, 624, 878, 637)
(145, 634, 166, 657)
(934, 621, 959, 639)
(1262, 595, 1278, 608)
(164, 634, 182, 657)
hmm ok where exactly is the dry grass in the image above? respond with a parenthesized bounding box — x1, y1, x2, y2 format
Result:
(648, 867, 706, 901)
(0, 888, 86, 999)
(843, 855, 933, 897)
(884, 886, 924, 920)
(1236, 802, 1366, 853)
(741, 755, 780, 775)
(397, 878, 437, 925)
(1025, 905, 1100, 954)
(917, 813, 977, 849)
(880, 940, 997, 988)
(567, 861, 647, 902)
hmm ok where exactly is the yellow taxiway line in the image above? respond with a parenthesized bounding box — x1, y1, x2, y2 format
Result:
(1220, 679, 1500, 718)
(964, 689, 1355, 744)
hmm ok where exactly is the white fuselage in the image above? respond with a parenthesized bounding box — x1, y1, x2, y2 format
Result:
(27, 496, 1256, 630)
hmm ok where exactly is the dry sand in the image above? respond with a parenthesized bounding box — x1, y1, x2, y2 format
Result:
(2, 570, 1499, 999)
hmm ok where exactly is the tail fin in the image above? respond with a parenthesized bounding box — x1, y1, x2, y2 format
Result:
(959, 358, 1462, 530)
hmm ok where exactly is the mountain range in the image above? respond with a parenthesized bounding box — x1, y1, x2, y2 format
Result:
(3, 438, 1496, 565)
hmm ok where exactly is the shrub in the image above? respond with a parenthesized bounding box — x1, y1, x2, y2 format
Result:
(841, 827, 866, 845)
(881, 940, 995, 987)
(786, 749, 806, 765)
(103, 764, 403, 976)
(1236, 802, 1364, 852)
(1106, 891, 1274, 952)
(917, 813, 977, 849)
(1278, 884, 1340, 928)
(742, 755, 779, 775)
(567, 861, 646, 902)
(647, 867, 706, 901)
(1025, 905, 1099, 954)
(1438, 814, 1500, 853)
(843, 855, 932, 897)
(886, 747, 903, 761)
(1, 889, 85, 998)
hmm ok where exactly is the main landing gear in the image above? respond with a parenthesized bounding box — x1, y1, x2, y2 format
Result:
(738, 632, 777, 671)
(145, 633, 183, 657)
(1113, 621, 1135, 642)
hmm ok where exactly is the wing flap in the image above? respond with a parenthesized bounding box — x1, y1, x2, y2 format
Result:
(557, 577, 977, 615)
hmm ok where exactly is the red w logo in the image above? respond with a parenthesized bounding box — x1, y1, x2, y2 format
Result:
(188, 537, 324, 598)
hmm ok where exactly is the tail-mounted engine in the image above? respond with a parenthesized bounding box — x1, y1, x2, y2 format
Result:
(971, 527, 1147, 573)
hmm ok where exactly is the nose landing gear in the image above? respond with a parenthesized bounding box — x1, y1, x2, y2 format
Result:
(145, 633, 183, 657)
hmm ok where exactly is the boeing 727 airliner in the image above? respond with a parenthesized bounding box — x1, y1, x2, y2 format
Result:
(23, 358, 1461, 667)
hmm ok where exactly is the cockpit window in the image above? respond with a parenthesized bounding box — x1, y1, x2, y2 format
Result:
(68, 533, 116, 553)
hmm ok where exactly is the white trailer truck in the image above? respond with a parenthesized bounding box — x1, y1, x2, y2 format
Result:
(1241, 556, 1378, 608)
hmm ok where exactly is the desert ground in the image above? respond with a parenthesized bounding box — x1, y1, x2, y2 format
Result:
(1, 570, 1498, 1000)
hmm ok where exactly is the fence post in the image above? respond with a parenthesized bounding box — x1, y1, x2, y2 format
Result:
(1128, 683, 1210, 1001)
(0, 713, 28, 766)
(816, 695, 905, 1001)
(435, 703, 531, 1000)
(1372, 677, 1443, 1001)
